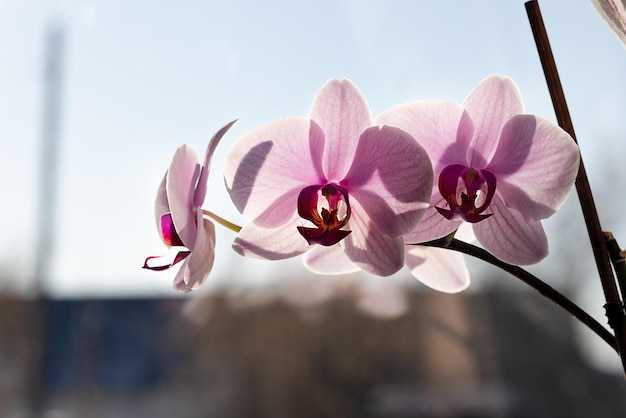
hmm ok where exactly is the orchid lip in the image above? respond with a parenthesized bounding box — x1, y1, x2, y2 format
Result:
(143, 250, 191, 271)
(436, 164, 496, 223)
(297, 183, 352, 246)
(143, 213, 191, 271)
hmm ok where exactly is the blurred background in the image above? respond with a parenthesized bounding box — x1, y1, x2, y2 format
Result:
(1, 0, 626, 416)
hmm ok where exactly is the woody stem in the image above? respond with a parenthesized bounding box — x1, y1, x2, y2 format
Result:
(525, 0, 626, 375)
(418, 238, 617, 351)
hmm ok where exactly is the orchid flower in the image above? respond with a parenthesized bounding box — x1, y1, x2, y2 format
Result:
(224, 79, 433, 276)
(590, 0, 626, 47)
(377, 75, 580, 266)
(143, 120, 236, 292)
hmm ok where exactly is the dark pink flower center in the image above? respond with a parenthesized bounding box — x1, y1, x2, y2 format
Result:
(435, 164, 496, 223)
(159, 213, 185, 247)
(143, 213, 191, 271)
(297, 183, 352, 246)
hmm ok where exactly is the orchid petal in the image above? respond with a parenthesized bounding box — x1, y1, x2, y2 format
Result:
(348, 188, 425, 238)
(455, 222, 476, 243)
(342, 125, 433, 237)
(166, 145, 201, 248)
(154, 173, 169, 229)
(342, 198, 406, 276)
(224, 118, 326, 220)
(590, 0, 626, 47)
(173, 211, 216, 292)
(303, 244, 360, 275)
(232, 213, 310, 260)
(404, 192, 462, 243)
(473, 194, 548, 265)
(487, 114, 579, 220)
(194, 119, 237, 207)
(464, 75, 524, 167)
(309, 79, 373, 180)
(252, 186, 302, 228)
(375, 100, 473, 174)
(405, 245, 470, 293)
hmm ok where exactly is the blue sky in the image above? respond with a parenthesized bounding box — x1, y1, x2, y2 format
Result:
(1, 0, 626, 300)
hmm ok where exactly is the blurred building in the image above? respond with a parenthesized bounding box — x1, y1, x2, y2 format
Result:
(0, 288, 625, 418)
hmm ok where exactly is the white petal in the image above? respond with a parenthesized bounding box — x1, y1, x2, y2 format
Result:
(232, 213, 310, 260)
(405, 245, 470, 293)
(173, 213, 216, 292)
(590, 0, 626, 47)
(303, 244, 360, 275)
(473, 194, 548, 265)
(342, 198, 406, 276)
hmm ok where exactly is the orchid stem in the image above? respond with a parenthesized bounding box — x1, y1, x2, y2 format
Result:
(419, 238, 617, 351)
(526, 0, 626, 375)
(202, 210, 242, 233)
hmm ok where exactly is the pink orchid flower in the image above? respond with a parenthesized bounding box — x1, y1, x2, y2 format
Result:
(224, 79, 433, 276)
(590, 0, 626, 47)
(143, 120, 236, 292)
(377, 75, 580, 266)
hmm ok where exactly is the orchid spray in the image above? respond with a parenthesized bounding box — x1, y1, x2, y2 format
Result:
(143, 0, 626, 377)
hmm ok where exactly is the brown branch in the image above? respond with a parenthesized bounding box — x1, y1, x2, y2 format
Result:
(525, 0, 626, 375)
(418, 239, 617, 351)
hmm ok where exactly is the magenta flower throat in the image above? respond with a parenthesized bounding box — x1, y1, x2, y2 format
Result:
(297, 183, 352, 246)
(436, 164, 497, 223)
